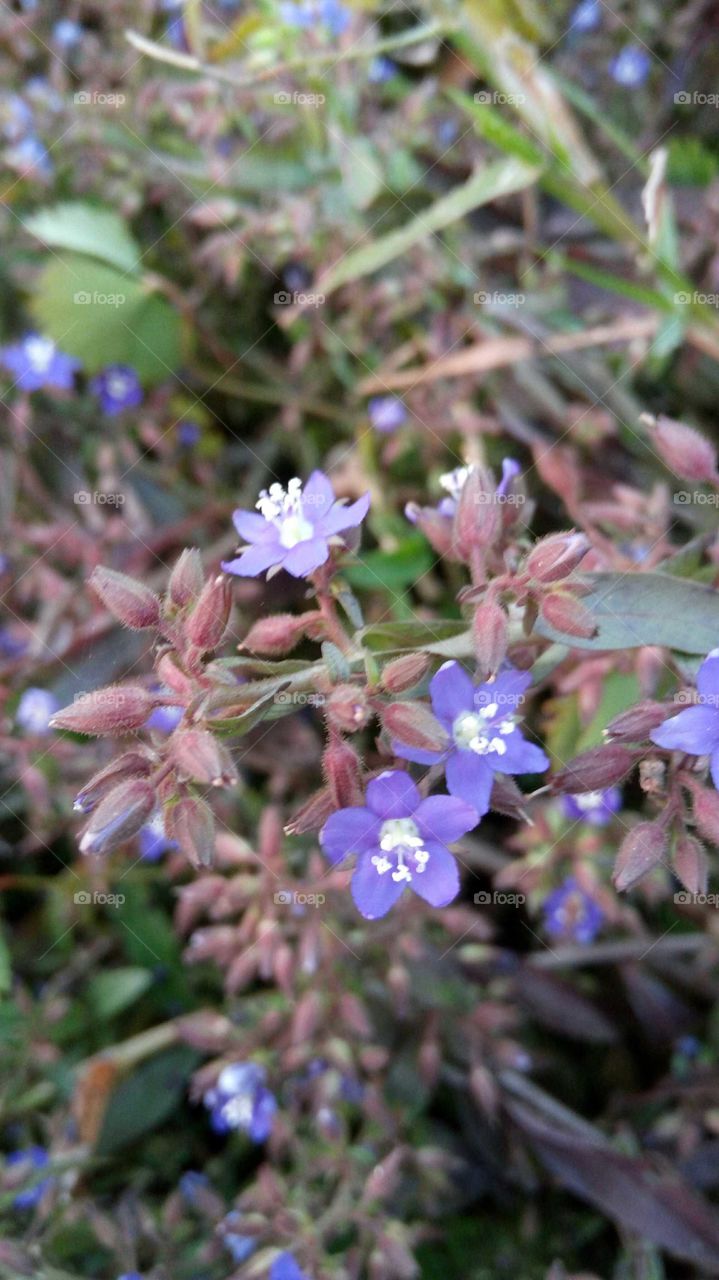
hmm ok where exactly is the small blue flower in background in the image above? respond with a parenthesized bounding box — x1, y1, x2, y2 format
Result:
(91, 365, 143, 415)
(52, 19, 84, 49)
(392, 662, 548, 819)
(117, 1273, 143, 1280)
(562, 786, 621, 826)
(367, 395, 407, 433)
(569, 0, 601, 33)
(0, 334, 79, 392)
(138, 811, 178, 862)
(0, 93, 34, 142)
(650, 650, 719, 788)
(0, 626, 28, 658)
(145, 702, 184, 734)
(543, 877, 604, 944)
(177, 420, 201, 448)
(609, 45, 651, 87)
(203, 1062, 277, 1141)
(222, 471, 370, 580)
(16, 688, 60, 735)
(6, 134, 53, 178)
(321, 770, 477, 920)
(221, 1209, 257, 1263)
(6, 1146, 53, 1210)
(280, 0, 349, 36)
(270, 1252, 311, 1280)
(178, 1169, 209, 1204)
(368, 56, 397, 84)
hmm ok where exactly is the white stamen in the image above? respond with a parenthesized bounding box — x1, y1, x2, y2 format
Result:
(374, 817, 432, 884)
(439, 464, 473, 503)
(572, 791, 604, 811)
(256, 478, 314, 548)
(26, 336, 55, 373)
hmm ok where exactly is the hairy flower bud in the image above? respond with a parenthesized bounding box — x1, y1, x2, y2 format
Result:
(79, 778, 156, 855)
(525, 531, 590, 584)
(649, 413, 719, 484)
(284, 785, 336, 835)
(613, 820, 667, 891)
(167, 795, 216, 867)
(168, 548, 204, 607)
(156, 653, 194, 700)
(185, 575, 232, 652)
(171, 728, 239, 787)
(673, 833, 708, 895)
(326, 684, 370, 733)
(472, 599, 508, 676)
(380, 652, 431, 694)
(532, 442, 581, 506)
(684, 778, 719, 845)
(551, 744, 641, 793)
(453, 466, 499, 560)
(323, 736, 363, 808)
(605, 700, 668, 742)
(405, 503, 454, 558)
(51, 685, 155, 736)
(241, 612, 317, 656)
(539, 591, 597, 639)
(73, 751, 153, 814)
(89, 566, 161, 630)
(381, 701, 449, 753)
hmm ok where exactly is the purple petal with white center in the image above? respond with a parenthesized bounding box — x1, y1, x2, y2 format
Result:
(300, 469, 335, 519)
(232, 509, 276, 543)
(410, 841, 460, 907)
(697, 650, 719, 703)
(650, 705, 719, 754)
(351, 852, 406, 919)
(711, 748, 719, 791)
(319, 491, 371, 537)
(391, 739, 445, 766)
(365, 770, 421, 818)
(320, 807, 380, 863)
(429, 661, 475, 724)
(281, 536, 330, 577)
(414, 794, 478, 844)
(478, 666, 532, 711)
(445, 750, 493, 817)
(490, 732, 549, 775)
(222, 542, 284, 577)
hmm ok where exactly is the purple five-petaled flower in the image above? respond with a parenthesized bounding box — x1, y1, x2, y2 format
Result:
(561, 786, 621, 825)
(650, 650, 719, 787)
(222, 471, 370, 580)
(392, 662, 549, 819)
(270, 1253, 311, 1280)
(320, 770, 477, 920)
(0, 333, 80, 392)
(203, 1062, 277, 1142)
(90, 365, 143, 415)
(543, 876, 604, 945)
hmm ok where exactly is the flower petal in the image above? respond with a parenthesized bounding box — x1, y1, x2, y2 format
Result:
(429, 661, 475, 724)
(490, 731, 549, 775)
(477, 666, 532, 713)
(414, 795, 478, 844)
(301, 470, 335, 520)
(391, 739, 444, 766)
(232, 509, 275, 544)
(365, 770, 421, 818)
(445, 750, 493, 817)
(410, 842, 460, 907)
(320, 807, 379, 864)
(319, 491, 371, 536)
(697, 650, 719, 703)
(351, 852, 407, 919)
(281, 537, 330, 578)
(221, 543, 284, 577)
(650, 705, 719, 755)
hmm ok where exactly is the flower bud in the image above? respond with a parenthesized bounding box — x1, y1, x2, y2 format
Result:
(532, 443, 581, 506)
(284, 785, 336, 835)
(156, 653, 194, 699)
(525, 531, 590, 584)
(185, 575, 232, 651)
(51, 685, 155, 736)
(168, 548, 204, 607)
(326, 684, 370, 733)
(673, 833, 708, 895)
(380, 652, 430, 694)
(73, 751, 153, 814)
(551, 744, 641, 793)
(472, 599, 508, 676)
(489, 774, 528, 819)
(89, 566, 161, 630)
(166, 795, 216, 867)
(405, 503, 454, 558)
(79, 778, 156, 855)
(605, 700, 668, 742)
(241, 613, 312, 656)
(322, 736, 363, 808)
(649, 413, 718, 483)
(171, 728, 239, 787)
(381, 701, 449, 753)
(539, 591, 597, 639)
(613, 820, 667, 891)
(684, 778, 719, 845)
(453, 466, 499, 560)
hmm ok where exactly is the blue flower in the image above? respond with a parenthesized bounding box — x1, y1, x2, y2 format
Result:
(270, 1253, 311, 1280)
(367, 395, 407, 433)
(6, 1146, 52, 1210)
(0, 93, 34, 142)
(177, 420, 201, 448)
(543, 877, 604, 944)
(561, 787, 621, 826)
(203, 1062, 277, 1141)
(392, 662, 548, 819)
(5, 134, 53, 178)
(1, 334, 79, 392)
(280, 0, 349, 36)
(16, 688, 59, 735)
(90, 365, 143, 415)
(179, 1169, 209, 1204)
(53, 19, 84, 48)
(569, 0, 601, 32)
(145, 703, 183, 734)
(368, 56, 397, 84)
(650, 650, 719, 787)
(609, 45, 651, 87)
(138, 812, 178, 862)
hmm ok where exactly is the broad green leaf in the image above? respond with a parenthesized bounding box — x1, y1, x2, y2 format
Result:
(361, 619, 468, 654)
(535, 572, 719, 653)
(576, 671, 642, 752)
(88, 967, 153, 1021)
(30, 254, 182, 382)
(24, 202, 140, 273)
(346, 535, 435, 591)
(97, 1046, 200, 1154)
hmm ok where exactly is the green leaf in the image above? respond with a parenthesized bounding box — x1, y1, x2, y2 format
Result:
(361, 619, 469, 654)
(24, 202, 141, 273)
(535, 572, 719, 653)
(88, 967, 153, 1020)
(96, 1046, 200, 1154)
(0, 925, 11, 998)
(346, 535, 435, 591)
(30, 254, 183, 382)
(576, 671, 642, 752)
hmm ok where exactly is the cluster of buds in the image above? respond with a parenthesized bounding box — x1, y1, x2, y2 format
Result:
(52, 554, 236, 866)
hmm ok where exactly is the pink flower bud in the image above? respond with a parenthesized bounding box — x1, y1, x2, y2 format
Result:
(380, 652, 431, 694)
(79, 778, 156, 855)
(156, 653, 194, 700)
(539, 591, 597, 639)
(532, 443, 581, 506)
(472, 599, 508, 676)
(171, 728, 239, 787)
(89, 566, 161, 630)
(322, 736, 364, 808)
(326, 684, 371, 733)
(605, 700, 668, 742)
(525, 531, 590, 583)
(381, 701, 449, 753)
(241, 613, 313, 656)
(489, 774, 528, 818)
(651, 413, 718, 483)
(453, 466, 500, 560)
(613, 820, 667, 891)
(406, 502, 456, 557)
(684, 778, 719, 845)
(551, 744, 641, 793)
(167, 795, 216, 867)
(673, 833, 708, 895)
(51, 685, 155, 736)
(284, 785, 336, 835)
(73, 750, 153, 813)
(185, 575, 232, 652)
(168, 548, 204, 607)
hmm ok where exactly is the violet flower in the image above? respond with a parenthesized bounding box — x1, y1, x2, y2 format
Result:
(6, 1146, 53, 1210)
(569, 0, 601, 32)
(138, 812, 178, 861)
(222, 471, 370, 579)
(650, 650, 719, 787)
(0, 334, 79, 392)
(392, 662, 549, 818)
(16, 687, 59, 735)
(320, 770, 477, 920)
(561, 787, 621, 825)
(203, 1062, 277, 1142)
(270, 1254, 310, 1280)
(543, 877, 604, 944)
(90, 365, 143, 415)
(609, 45, 651, 87)
(406, 457, 521, 524)
(367, 395, 407, 433)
